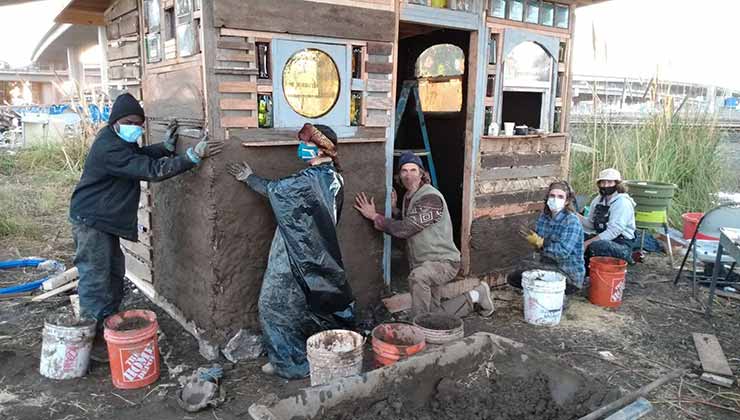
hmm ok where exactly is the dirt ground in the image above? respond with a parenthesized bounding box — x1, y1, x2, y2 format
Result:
(1, 147, 739, 419)
(2, 246, 740, 419)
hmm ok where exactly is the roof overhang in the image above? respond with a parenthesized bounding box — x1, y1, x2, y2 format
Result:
(55, 0, 112, 26)
(31, 22, 99, 66)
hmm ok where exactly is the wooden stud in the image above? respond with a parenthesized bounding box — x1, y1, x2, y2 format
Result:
(221, 115, 258, 128)
(365, 62, 393, 75)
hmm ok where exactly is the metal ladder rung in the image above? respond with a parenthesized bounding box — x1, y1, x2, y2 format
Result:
(393, 149, 429, 157)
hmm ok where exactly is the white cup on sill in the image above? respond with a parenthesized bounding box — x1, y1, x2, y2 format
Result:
(504, 122, 515, 136)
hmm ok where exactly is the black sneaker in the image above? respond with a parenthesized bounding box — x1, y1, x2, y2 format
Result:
(90, 335, 109, 363)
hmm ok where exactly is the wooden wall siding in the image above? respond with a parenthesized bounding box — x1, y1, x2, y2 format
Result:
(469, 134, 568, 276)
(213, 0, 396, 43)
(215, 33, 259, 129)
(365, 41, 393, 128)
(105, 0, 141, 99)
(142, 63, 205, 121)
(306, 0, 394, 11)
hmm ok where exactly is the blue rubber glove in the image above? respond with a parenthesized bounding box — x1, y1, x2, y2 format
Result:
(186, 133, 224, 164)
(163, 120, 179, 152)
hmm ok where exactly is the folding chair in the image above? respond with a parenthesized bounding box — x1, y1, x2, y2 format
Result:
(673, 204, 740, 296)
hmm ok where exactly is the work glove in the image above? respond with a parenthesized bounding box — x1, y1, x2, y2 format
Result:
(186, 133, 224, 164)
(525, 230, 544, 249)
(227, 162, 253, 182)
(163, 120, 179, 152)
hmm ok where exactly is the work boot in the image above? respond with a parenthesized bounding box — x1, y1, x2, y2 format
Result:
(90, 334, 109, 363)
(261, 362, 276, 376)
(474, 282, 495, 317)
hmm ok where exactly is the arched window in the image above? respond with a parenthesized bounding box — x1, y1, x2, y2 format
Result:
(415, 44, 464, 113)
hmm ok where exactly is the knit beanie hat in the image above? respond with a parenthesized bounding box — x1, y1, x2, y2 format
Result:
(108, 93, 145, 125)
(398, 151, 425, 170)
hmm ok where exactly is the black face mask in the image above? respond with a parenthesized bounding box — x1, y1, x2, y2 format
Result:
(599, 186, 617, 196)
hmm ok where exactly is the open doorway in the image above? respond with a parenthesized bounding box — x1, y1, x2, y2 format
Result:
(391, 23, 471, 281)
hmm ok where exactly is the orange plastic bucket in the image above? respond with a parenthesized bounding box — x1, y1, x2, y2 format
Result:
(681, 212, 718, 240)
(104, 309, 160, 389)
(589, 257, 628, 308)
(371, 323, 426, 366)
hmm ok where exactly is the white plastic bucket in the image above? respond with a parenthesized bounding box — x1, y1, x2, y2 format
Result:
(522, 270, 566, 326)
(39, 315, 96, 380)
(306, 329, 365, 386)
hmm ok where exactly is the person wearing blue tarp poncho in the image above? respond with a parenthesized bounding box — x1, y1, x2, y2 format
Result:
(227, 123, 355, 379)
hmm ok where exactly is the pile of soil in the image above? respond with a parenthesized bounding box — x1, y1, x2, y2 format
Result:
(324, 366, 614, 420)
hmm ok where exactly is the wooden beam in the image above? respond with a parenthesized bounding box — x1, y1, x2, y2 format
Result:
(218, 81, 257, 93)
(213, 0, 396, 43)
(31, 281, 79, 302)
(220, 98, 257, 111)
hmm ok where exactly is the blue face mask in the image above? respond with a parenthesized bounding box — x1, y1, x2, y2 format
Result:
(115, 124, 143, 143)
(297, 142, 320, 162)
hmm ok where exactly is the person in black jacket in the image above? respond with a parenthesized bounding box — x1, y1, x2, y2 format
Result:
(69, 93, 223, 361)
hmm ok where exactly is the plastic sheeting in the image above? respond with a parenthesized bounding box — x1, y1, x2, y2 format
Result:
(259, 164, 355, 379)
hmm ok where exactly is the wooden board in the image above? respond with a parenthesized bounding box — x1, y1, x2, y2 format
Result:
(474, 202, 543, 219)
(480, 135, 567, 154)
(220, 98, 257, 110)
(217, 39, 256, 51)
(365, 95, 392, 111)
(475, 188, 549, 207)
(366, 41, 393, 56)
(365, 61, 393, 75)
(117, 11, 139, 36)
(221, 115, 258, 128)
(217, 49, 256, 63)
(218, 81, 257, 93)
(693, 333, 733, 377)
(142, 64, 205, 121)
(213, 0, 396, 43)
(108, 42, 139, 61)
(481, 152, 562, 169)
(105, 0, 137, 21)
(231, 126, 386, 142)
(366, 78, 392, 93)
(477, 164, 560, 182)
(366, 109, 390, 127)
(124, 249, 153, 283)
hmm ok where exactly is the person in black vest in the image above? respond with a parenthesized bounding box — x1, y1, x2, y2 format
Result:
(69, 93, 223, 361)
(581, 168, 637, 268)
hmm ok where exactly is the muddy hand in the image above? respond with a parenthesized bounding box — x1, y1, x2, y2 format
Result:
(354, 192, 377, 220)
(227, 161, 253, 182)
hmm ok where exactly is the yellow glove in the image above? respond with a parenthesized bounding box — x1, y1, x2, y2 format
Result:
(526, 230, 544, 249)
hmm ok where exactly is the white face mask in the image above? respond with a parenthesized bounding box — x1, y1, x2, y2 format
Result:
(547, 197, 566, 213)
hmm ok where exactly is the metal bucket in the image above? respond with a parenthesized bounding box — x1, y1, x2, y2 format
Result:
(413, 313, 464, 344)
(306, 329, 365, 386)
(39, 314, 96, 380)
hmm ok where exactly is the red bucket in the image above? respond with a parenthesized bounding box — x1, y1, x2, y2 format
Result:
(681, 212, 718, 241)
(589, 257, 628, 308)
(371, 323, 426, 366)
(104, 310, 160, 389)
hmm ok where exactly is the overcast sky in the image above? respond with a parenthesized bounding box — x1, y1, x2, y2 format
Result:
(0, 0, 737, 89)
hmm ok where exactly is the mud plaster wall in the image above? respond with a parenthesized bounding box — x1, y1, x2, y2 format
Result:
(206, 140, 387, 342)
(469, 212, 537, 275)
(150, 131, 219, 339)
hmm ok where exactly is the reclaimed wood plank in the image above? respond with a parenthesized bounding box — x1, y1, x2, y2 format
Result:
(477, 177, 559, 195)
(366, 78, 391, 92)
(118, 11, 139, 36)
(105, 0, 137, 21)
(108, 42, 139, 61)
(481, 152, 562, 168)
(693, 333, 733, 377)
(213, 0, 395, 43)
(473, 202, 543, 219)
(218, 81, 257, 93)
(475, 188, 549, 208)
(477, 164, 560, 181)
(217, 39, 256, 51)
(220, 98, 257, 111)
(365, 109, 390, 127)
(217, 49, 255, 62)
(123, 250, 152, 283)
(366, 95, 392, 111)
(221, 115, 258, 128)
(365, 61, 393, 74)
(366, 41, 393, 56)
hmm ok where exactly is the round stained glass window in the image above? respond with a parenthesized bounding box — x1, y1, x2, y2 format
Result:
(282, 49, 340, 119)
